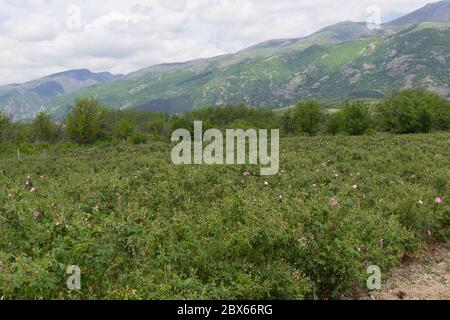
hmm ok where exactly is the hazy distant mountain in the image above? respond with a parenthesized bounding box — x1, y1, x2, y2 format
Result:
(2, 1, 450, 120)
(386, 0, 450, 27)
(0, 69, 122, 120)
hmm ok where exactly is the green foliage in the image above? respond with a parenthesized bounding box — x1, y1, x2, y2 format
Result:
(376, 89, 448, 133)
(340, 101, 373, 135)
(148, 116, 167, 140)
(1, 133, 448, 299)
(433, 100, 450, 130)
(130, 132, 148, 145)
(31, 113, 60, 143)
(0, 113, 13, 143)
(325, 112, 344, 135)
(293, 100, 323, 136)
(66, 98, 108, 144)
(169, 115, 194, 133)
(280, 110, 295, 135)
(184, 105, 279, 130)
(113, 119, 135, 140)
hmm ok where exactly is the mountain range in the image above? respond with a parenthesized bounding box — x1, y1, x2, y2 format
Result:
(0, 69, 122, 120)
(1, 0, 450, 121)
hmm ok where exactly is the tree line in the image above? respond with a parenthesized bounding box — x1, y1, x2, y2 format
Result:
(0, 89, 449, 147)
(282, 89, 450, 136)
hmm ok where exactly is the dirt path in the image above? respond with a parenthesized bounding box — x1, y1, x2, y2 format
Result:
(365, 244, 450, 300)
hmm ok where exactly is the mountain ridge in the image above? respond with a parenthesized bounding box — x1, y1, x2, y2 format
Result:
(2, 1, 450, 120)
(0, 69, 122, 120)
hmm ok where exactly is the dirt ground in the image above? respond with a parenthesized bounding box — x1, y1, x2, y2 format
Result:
(363, 244, 450, 300)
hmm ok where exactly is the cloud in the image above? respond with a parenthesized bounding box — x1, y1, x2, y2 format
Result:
(2, 12, 60, 41)
(0, 0, 434, 85)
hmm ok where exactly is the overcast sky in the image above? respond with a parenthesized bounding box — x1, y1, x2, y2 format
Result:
(0, 0, 435, 85)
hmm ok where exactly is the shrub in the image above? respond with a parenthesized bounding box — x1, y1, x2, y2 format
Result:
(376, 89, 447, 133)
(31, 113, 60, 143)
(0, 113, 12, 143)
(113, 119, 135, 140)
(148, 117, 166, 140)
(340, 101, 373, 135)
(325, 112, 344, 135)
(432, 100, 450, 131)
(66, 98, 108, 144)
(293, 100, 323, 136)
(280, 110, 296, 135)
(130, 132, 148, 145)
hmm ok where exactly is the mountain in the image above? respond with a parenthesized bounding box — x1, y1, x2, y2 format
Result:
(2, 1, 450, 120)
(386, 1, 450, 28)
(0, 69, 122, 120)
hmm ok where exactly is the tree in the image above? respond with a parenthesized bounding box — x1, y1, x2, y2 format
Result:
(280, 109, 296, 135)
(430, 98, 450, 131)
(66, 98, 107, 144)
(376, 89, 444, 133)
(31, 113, 59, 143)
(148, 116, 166, 140)
(0, 113, 12, 143)
(341, 101, 373, 135)
(325, 112, 344, 135)
(113, 119, 135, 140)
(293, 100, 323, 136)
(169, 115, 193, 133)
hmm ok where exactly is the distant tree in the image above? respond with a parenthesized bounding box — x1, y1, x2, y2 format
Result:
(31, 113, 59, 143)
(130, 132, 148, 145)
(433, 100, 450, 130)
(376, 89, 444, 133)
(169, 115, 194, 133)
(12, 122, 33, 144)
(341, 101, 373, 135)
(293, 100, 323, 136)
(66, 98, 107, 144)
(148, 117, 166, 140)
(280, 109, 296, 135)
(325, 111, 344, 135)
(0, 113, 12, 143)
(113, 119, 135, 140)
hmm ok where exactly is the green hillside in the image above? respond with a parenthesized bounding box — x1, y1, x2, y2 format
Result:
(47, 23, 450, 118)
(2, 1, 450, 120)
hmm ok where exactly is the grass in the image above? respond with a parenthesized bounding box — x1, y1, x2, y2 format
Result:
(0, 133, 449, 299)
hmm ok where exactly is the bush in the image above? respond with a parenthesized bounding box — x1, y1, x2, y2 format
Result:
(31, 113, 60, 143)
(148, 117, 167, 140)
(280, 109, 295, 135)
(325, 112, 344, 135)
(185, 105, 279, 130)
(340, 101, 373, 135)
(2, 133, 448, 299)
(376, 89, 447, 133)
(293, 100, 323, 136)
(432, 100, 450, 131)
(0, 113, 12, 143)
(130, 132, 148, 145)
(113, 119, 135, 141)
(66, 98, 108, 144)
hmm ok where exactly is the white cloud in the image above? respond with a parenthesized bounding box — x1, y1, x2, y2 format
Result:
(2, 12, 60, 41)
(0, 0, 434, 85)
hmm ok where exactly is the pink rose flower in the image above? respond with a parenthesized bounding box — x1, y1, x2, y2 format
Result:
(329, 197, 339, 207)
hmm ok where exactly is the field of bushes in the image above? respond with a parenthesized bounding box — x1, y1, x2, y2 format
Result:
(0, 132, 449, 299)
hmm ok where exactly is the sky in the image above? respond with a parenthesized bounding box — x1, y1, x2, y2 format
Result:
(0, 0, 435, 85)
